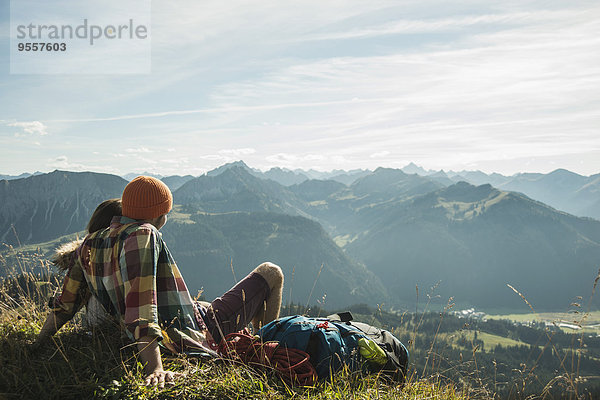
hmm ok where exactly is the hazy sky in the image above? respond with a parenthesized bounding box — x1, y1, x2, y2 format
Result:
(1, 1, 599, 177)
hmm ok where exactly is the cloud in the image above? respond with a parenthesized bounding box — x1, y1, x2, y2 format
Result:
(296, 9, 589, 42)
(199, 154, 229, 161)
(190, 148, 257, 167)
(8, 121, 48, 136)
(266, 153, 318, 164)
(125, 147, 152, 153)
(2, 2, 599, 176)
(202, 6, 600, 173)
(48, 155, 85, 170)
(370, 151, 390, 158)
(42, 99, 380, 123)
(138, 157, 158, 165)
(218, 148, 256, 156)
(160, 158, 187, 165)
(264, 152, 348, 169)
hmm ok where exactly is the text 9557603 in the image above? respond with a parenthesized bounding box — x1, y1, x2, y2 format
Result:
(17, 42, 67, 51)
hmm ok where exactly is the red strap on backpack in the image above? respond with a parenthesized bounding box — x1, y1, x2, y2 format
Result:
(218, 331, 317, 386)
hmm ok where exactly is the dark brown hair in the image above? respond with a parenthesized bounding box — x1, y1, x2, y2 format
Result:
(86, 198, 122, 233)
(53, 199, 122, 271)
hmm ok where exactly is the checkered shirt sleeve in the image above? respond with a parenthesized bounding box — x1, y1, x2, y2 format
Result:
(120, 228, 163, 340)
(51, 258, 89, 318)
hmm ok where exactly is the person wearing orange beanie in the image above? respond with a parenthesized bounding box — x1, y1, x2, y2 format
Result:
(122, 176, 173, 220)
(38, 175, 284, 389)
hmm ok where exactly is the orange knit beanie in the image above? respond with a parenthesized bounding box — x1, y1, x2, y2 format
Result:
(122, 176, 173, 220)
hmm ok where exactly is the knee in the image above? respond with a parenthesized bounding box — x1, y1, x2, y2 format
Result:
(254, 262, 284, 289)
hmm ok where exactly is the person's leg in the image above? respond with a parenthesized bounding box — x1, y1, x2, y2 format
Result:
(251, 262, 284, 330)
(203, 262, 284, 343)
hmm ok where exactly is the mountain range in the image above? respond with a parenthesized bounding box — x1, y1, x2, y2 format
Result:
(190, 161, 600, 221)
(0, 171, 43, 181)
(7, 162, 598, 220)
(0, 171, 127, 245)
(402, 164, 600, 221)
(344, 182, 600, 309)
(168, 161, 600, 221)
(1, 163, 599, 311)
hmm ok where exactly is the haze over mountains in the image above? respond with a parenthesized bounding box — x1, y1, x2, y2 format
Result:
(159, 161, 600, 221)
(5, 162, 598, 220)
(1, 162, 599, 310)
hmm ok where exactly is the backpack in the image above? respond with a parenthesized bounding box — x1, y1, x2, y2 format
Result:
(256, 312, 409, 382)
(327, 312, 409, 383)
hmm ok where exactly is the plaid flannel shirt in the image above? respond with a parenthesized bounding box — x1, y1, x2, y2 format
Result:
(52, 216, 207, 349)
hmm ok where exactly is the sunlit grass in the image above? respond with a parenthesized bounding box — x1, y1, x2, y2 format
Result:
(4, 243, 599, 399)
(0, 250, 472, 400)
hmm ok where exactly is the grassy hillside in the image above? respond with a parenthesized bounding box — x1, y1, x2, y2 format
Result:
(0, 258, 467, 400)
(0, 309, 465, 399)
(3, 250, 600, 398)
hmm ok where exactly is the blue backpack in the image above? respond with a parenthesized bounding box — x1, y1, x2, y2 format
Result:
(257, 315, 364, 379)
(257, 313, 409, 382)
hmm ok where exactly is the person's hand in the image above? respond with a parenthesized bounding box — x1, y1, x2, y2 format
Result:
(144, 369, 184, 389)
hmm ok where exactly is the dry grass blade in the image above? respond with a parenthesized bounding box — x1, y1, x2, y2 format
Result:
(506, 284, 535, 314)
(305, 263, 323, 310)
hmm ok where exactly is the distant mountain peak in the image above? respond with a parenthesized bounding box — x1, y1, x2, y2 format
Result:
(435, 181, 499, 204)
(222, 164, 255, 177)
(429, 170, 449, 178)
(453, 180, 474, 188)
(263, 167, 308, 186)
(206, 160, 259, 177)
(401, 162, 428, 175)
(548, 168, 583, 178)
(373, 166, 407, 175)
(0, 172, 35, 181)
(122, 171, 164, 181)
(226, 160, 250, 169)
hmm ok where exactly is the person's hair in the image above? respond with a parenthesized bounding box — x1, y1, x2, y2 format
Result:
(86, 198, 122, 233)
(53, 199, 122, 271)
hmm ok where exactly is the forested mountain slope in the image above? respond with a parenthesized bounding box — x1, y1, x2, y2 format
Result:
(0, 171, 127, 246)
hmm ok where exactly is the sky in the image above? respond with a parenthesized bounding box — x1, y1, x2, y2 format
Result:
(1, 0, 599, 177)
